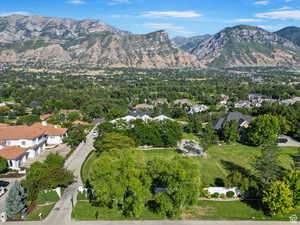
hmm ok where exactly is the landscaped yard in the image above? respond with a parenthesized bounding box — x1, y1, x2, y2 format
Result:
(81, 144, 298, 186)
(26, 204, 55, 221)
(77, 143, 299, 221)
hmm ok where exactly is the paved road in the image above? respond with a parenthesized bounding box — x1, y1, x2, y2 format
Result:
(42, 125, 98, 225)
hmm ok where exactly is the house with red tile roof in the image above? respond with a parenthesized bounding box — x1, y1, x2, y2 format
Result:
(0, 122, 68, 170)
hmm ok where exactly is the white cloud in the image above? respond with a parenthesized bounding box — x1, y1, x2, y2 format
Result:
(226, 18, 264, 23)
(142, 11, 202, 18)
(256, 10, 300, 20)
(254, 1, 270, 5)
(107, 0, 130, 5)
(67, 0, 86, 4)
(272, 6, 292, 10)
(142, 23, 194, 36)
(0, 11, 31, 17)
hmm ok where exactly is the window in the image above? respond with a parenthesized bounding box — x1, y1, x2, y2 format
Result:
(21, 141, 26, 146)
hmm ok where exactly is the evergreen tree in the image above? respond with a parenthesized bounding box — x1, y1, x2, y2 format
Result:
(5, 182, 27, 219)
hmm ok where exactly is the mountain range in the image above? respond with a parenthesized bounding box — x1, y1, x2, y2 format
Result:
(0, 14, 300, 69)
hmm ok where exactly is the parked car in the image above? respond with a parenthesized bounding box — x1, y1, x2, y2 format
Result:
(278, 138, 288, 144)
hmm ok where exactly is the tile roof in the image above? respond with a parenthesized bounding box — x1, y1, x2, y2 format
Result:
(0, 125, 45, 140)
(31, 123, 68, 136)
(0, 146, 27, 160)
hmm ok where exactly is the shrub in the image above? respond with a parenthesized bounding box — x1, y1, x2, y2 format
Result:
(220, 194, 226, 199)
(226, 191, 235, 198)
(211, 192, 220, 198)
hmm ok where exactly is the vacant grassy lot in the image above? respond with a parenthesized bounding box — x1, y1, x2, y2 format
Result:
(81, 144, 298, 186)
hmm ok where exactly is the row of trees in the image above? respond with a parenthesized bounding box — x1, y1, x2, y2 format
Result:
(96, 119, 183, 148)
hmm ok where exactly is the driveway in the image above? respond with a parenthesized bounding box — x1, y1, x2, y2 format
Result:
(278, 135, 300, 147)
(22, 144, 71, 168)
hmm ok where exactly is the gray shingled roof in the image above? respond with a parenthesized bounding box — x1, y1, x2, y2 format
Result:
(214, 112, 253, 130)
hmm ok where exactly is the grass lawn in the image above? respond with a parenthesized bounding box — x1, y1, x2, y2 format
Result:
(26, 204, 55, 221)
(81, 150, 98, 184)
(36, 191, 59, 205)
(72, 202, 165, 221)
(183, 200, 300, 221)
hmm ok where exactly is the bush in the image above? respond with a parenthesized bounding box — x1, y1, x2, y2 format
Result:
(220, 194, 226, 199)
(211, 192, 220, 198)
(226, 191, 235, 198)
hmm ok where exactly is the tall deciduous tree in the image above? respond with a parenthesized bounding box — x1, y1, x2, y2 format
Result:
(246, 114, 280, 146)
(89, 150, 151, 217)
(148, 157, 201, 217)
(5, 182, 27, 219)
(94, 133, 135, 154)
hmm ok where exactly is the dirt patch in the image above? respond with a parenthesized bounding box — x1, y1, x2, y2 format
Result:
(181, 205, 212, 220)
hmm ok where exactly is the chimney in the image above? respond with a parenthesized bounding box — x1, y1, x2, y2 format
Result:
(42, 121, 48, 127)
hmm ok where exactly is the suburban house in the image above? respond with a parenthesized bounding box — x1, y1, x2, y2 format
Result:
(204, 187, 241, 198)
(112, 114, 173, 124)
(189, 104, 209, 114)
(0, 122, 68, 170)
(173, 99, 192, 106)
(153, 98, 168, 106)
(31, 122, 68, 145)
(214, 112, 253, 131)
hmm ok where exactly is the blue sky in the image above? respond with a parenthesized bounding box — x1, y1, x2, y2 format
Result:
(1, 0, 300, 37)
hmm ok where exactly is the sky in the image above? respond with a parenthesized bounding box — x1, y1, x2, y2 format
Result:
(1, 0, 300, 37)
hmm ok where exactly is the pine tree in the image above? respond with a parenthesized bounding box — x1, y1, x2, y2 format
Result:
(5, 181, 27, 219)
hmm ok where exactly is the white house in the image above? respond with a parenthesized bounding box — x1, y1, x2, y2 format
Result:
(31, 122, 68, 145)
(0, 123, 68, 170)
(112, 114, 173, 124)
(189, 105, 209, 114)
(204, 187, 241, 197)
